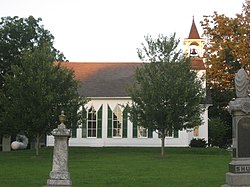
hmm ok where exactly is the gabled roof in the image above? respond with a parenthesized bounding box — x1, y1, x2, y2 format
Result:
(58, 61, 205, 97)
(58, 62, 142, 97)
(188, 17, 200, 39)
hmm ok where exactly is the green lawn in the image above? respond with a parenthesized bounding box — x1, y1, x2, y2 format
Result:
(0, 147, 230, 187)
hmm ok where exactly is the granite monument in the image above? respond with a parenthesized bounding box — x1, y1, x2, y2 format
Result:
(44, 111, 72, 187)
(222, 67, 250, 187)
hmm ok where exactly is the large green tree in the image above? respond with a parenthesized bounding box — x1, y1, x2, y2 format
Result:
(129, 34, 205, 157)
(201, 2, 250, 147)
(0, 16, 70, 154)
(0, 16, 65, 88)
(0, 44, 84, 156)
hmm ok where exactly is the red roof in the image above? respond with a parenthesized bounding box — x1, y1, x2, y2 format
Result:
(57, 62, 142, 97)
(191, 58, 205, 70)
(57, 61, 205, 97)
(188, 17, 200, 39)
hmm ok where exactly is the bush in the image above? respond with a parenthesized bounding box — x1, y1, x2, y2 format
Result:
(189, 138, 207, 148)
(208, 117, 231, 148)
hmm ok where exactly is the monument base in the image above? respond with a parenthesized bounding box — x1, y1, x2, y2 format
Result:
(44, 179, 72, 186)
(44, 170, 72, 187)
(221, 172, 250, 187)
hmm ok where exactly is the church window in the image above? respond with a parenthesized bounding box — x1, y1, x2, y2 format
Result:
(132, 116, 153, 138)
(193, 126, 199, 137)
(113, 105, 122, 137)
(158, 129, 179, 138)
(87, 106, 97, 137)
(138, 126, 148, 138)
(71, 126, 77, 138)
(82, 105, 102, 138)
(107, 105, 127, 138)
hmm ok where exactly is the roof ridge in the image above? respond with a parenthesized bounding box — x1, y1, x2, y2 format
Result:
(56, 62, 143, 64)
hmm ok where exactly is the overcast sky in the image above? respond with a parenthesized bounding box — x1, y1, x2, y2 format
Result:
(0, 0, 244, 62)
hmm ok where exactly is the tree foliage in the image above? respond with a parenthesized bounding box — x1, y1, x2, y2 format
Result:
(129, 34, 205, 157)
(0, 16, 66, 88)
(208, 118, 231, 148)
(0, 44, 84, 156)
(201, 2, 250, 90)
(0, 16, 71, 154)
(201, 2, 249, 147)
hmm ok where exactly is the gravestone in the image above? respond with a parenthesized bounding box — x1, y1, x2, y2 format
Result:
(2, 135, 11, 152)
(222, 68, 250, 187)
(44, 111, 72, 187)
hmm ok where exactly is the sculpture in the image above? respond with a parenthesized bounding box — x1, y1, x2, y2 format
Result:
(235, 67, 249, 98)
(11, 134, 28, 150)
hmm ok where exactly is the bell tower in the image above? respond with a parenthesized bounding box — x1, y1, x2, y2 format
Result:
(183, 17, 205, 58)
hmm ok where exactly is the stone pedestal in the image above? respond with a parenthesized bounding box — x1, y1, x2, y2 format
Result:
(44, 112, 72, 187)
(221, 99, 250, 187)
(2, 135, 11, 152)
(222, 68, 250, 187)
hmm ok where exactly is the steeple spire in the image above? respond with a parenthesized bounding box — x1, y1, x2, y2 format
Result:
(188, 16, 200, 39)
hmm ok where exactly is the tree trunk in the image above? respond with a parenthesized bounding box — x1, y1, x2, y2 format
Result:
(35, 133, 40, 156)
(161, 134, 165, 158)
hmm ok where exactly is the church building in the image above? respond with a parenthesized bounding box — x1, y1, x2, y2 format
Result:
(47, 18, 210, 147)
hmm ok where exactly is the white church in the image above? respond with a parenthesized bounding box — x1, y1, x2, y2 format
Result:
(47, 18, 211, 147)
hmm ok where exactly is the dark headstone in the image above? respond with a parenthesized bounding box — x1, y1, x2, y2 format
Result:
(238, 117, 250, 157)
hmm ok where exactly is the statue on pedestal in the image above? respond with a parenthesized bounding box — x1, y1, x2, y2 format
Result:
(222, 68, 250, 187)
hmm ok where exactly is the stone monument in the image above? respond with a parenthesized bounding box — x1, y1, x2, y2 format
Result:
(2, 135, 11, 152)
(222, 67, 250, 187)
(44, 111, 72, 187)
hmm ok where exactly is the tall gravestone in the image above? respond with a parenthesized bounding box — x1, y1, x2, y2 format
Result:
(2, 135, 11, 152)
(44, 111, 72, 187)
(222, 68, 250, 187)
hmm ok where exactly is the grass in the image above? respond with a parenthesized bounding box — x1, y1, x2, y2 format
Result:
(0, 147, 231, 187)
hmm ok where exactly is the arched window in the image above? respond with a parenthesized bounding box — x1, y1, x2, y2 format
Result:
(189, 42, 199, 57)
(82, 105, 102, 138)
(113, 105, 122, 137)
(87, 106, 97, 137)
(107, 104, 128, 138)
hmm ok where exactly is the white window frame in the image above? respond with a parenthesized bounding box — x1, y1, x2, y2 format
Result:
(87, 106, 97, 138)
(112, 105, 122, 138)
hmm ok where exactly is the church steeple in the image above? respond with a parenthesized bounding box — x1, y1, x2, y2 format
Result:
(183, 17, 205, 58)
(188, 16, 200, 39)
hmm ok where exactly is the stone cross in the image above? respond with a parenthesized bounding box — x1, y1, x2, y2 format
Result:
(44, 111, 72, 187)
(222, 68, 250, 187)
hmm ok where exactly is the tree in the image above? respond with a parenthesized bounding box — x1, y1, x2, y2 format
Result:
(208, 118, 230, 148)
(201, 2, 250, 147)
(129, 34, 205, 157)
(0, 16, 65, 88)
(0, 16, 69, 153)
(201, 2, 250, 90)
(0, 44, 85, 156)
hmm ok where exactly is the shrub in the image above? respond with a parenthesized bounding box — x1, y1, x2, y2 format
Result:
(189, 138, 207, 148)
(208, 117, 231, 148)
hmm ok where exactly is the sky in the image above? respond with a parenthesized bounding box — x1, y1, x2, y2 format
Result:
(0, 0, 245, 62)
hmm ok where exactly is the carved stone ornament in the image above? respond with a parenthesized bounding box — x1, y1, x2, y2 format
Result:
(241, 101, 250, 114)
(235, 67, 249, 98)
(228, 98, 250, 114)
